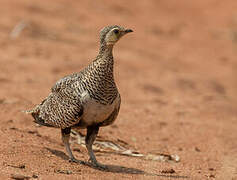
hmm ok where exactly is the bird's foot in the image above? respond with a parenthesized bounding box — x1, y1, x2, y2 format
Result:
(88, 158, 108, 171)
(69, 157, 85, 165)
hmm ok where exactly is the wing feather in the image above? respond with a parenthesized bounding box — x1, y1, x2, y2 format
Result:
(35, 74, 83, 128)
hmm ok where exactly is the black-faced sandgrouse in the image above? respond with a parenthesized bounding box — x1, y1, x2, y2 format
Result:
(24, 25, 133, 169)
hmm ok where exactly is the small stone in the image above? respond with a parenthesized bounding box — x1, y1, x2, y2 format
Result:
(8, 164, 25, 169)
(55, 169, 72, 175)
(27, 130, 38, 134)
(11, 174, 30, 180)
(171, 154, 180, 162)
(19, 164, 25, 169)
(195, 147, 201, 152)
(32, 174, 38, 178)
(209, 174, 215, 178)
(161, 168, 175, 174)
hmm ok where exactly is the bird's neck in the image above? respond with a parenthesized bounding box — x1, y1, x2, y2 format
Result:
(98, 42, 113, 57)
(84, 43, 117, 104)
(94, 43, 114, 76)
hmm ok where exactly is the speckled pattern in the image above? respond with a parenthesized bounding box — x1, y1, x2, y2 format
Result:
(26, 25, 129, 130)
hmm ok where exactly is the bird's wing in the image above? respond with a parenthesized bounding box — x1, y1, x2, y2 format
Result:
(51, 73, 80, 93)
(36, 74, 84, 128)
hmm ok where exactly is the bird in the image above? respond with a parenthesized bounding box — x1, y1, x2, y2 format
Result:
(24, 25, 133, 169)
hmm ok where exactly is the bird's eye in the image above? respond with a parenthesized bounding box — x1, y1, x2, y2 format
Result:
(113, 29, 119, 34)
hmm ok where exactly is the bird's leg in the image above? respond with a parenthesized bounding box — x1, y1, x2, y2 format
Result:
(86, 126, 98, 164)
(61, 127, 81, 163)
(86, 125, 107, 170)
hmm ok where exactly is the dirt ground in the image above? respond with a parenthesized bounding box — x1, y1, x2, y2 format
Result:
(0, 0, 237, 179)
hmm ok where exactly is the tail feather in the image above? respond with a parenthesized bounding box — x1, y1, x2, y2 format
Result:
(22, 109, 35, 114)
(22, 104, 55, 128)
(22, 105, 40, 114)
(31, 112, 55, 127)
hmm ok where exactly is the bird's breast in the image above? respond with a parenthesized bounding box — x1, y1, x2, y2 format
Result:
(80, 91, 120, 126)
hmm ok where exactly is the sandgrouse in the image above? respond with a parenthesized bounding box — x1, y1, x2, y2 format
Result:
(24, 25, 133, 169)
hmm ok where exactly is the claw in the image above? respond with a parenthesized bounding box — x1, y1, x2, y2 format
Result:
(69, 158, 85, 165)
(89, 160, 108, 170)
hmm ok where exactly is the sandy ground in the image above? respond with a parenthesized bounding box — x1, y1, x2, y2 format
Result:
(0, 0, 237, 179)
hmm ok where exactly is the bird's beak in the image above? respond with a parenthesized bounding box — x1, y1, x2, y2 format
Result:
(125, 29, 133, 33)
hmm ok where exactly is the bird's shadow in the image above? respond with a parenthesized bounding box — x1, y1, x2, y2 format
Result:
(46, 148, 188, 178)
(46, 147, 69, 160)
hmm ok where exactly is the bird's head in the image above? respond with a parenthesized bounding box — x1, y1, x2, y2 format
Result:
(100, 25, 133, 47)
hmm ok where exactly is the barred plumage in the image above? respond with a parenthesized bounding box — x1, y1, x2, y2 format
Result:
(24, 25, 133, 169)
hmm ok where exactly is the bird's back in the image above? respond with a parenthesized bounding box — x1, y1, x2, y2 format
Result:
(28, 54, 120, 129)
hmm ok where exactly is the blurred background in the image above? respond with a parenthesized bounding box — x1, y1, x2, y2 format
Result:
(0, 0, 237, 179)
